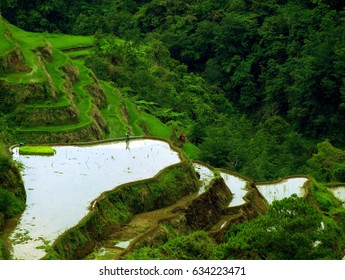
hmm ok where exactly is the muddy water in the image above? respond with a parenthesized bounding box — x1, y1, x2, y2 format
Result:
(329, 186, 345, 208)
(10, 139, 180, 259)
(256, 177, 309, 204)
(220, 172, 248, 207)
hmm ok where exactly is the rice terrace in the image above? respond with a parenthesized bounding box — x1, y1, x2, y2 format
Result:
(1, 0, 345, 261)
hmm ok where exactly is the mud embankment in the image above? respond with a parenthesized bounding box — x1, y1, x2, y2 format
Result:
(185, 176, 232, 230)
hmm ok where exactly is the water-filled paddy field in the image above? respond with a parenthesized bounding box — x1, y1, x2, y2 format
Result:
(329, 186, 345, 208)
(193, 163, 214, 195)
(220, 172, 248, 207)
(256, 177, 309, 204)
(10, 139, 180, 259)
(9, 139, 313, 259)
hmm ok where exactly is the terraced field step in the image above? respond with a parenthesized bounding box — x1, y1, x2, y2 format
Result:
(60, 45, 94, 53)
(60, 45, 94, 59)
(85, 193, 198, 260)
(2, 20, 94, 84)
(16, 60, 95, 133)
(0, 18, 16, 55)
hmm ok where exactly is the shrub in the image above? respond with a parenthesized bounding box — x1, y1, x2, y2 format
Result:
(215, 195, 345, 259)
(0, 188, 25, 218)
(331, 163, 345, 182)
(0, 240, 4, 260)
(126, 231, 215, 260)
(0, 154, 10, 173)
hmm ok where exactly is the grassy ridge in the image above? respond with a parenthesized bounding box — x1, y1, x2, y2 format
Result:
(100, 81, 128, 138)
(125, 100, 144, 136)
(0, 21, 15, 55)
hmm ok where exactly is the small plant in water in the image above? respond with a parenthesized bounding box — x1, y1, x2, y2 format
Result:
(35, 237, 52, 252)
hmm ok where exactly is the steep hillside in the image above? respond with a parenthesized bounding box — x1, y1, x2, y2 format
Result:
(0, 17, 182, 146)
(1, 16, 344, 260)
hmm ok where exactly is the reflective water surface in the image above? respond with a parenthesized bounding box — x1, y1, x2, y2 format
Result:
(257, 177, 309, 204)
(193, 163, 214, 195)
(220, 172, 248, 207)
(329, 186, 345, 208)
(10, 139, 181, 259)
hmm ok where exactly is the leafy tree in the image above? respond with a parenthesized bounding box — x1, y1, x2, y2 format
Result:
(308, 140, 345, 181)
(215, 195, 345, 259)
(199, 115, 252, 170)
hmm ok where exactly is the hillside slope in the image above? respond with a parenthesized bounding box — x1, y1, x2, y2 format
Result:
(0, 17, 182, 146)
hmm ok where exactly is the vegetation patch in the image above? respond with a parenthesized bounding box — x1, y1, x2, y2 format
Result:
(126, 231, 216, 260)
(19, 146, 55, 156)
(0, 188, 25, 219)
(215, 195, 345, 260)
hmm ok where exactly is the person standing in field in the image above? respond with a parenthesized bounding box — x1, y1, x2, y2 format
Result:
(125, 132, 130, 149)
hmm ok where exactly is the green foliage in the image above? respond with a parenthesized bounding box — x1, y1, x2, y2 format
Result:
(215, 195, 345, 259)
(0, 188, 25, 218)
(108, 163, 199, 214)
(0, 241, 3, 259)
(1, 0, 345, 261)
(199, 115, 310, 181)
(331, 163, 345, 182)
(308, 140, 345, 181)
(126, 231, 216, 260)
(96, 198, 132, 228)
(0, 142, 11, 173)
(3, 1, 345, 146)
(0, 154, 10, 173)
(309, 180, 342, 212)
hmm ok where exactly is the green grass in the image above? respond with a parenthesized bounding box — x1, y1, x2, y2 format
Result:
(16, 59, 94, 133)
(46, 34, 94, 50)
(142, 112, 171, 138)
(100, 81, 127, 138)
(182, 143, 200, 160)
(44, 48, 68, 88)
(65, 49, 93, 59)
(3, 23, 46, 83)
(19, 145, 55, 155)
(3, 21, 94, 84)
(101, 82, 173, 139)
(0, 20, 15, 55)
(125, 100, 144, 136)
(72, 60, 93, 121)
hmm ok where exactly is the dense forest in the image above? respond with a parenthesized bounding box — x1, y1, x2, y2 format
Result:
(1, 0, 345, 259)
(2, 0, 345, 181)
(1, 0, 345, 180)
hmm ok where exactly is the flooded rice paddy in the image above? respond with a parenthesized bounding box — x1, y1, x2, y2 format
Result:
(8, 138, 313, 259)
(329, 186, 345, 208)
(193, 163, 214, 195)
(256, 177, 309, 204)
(10, 139, 181, 259)
(220, 172, 248, 207)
